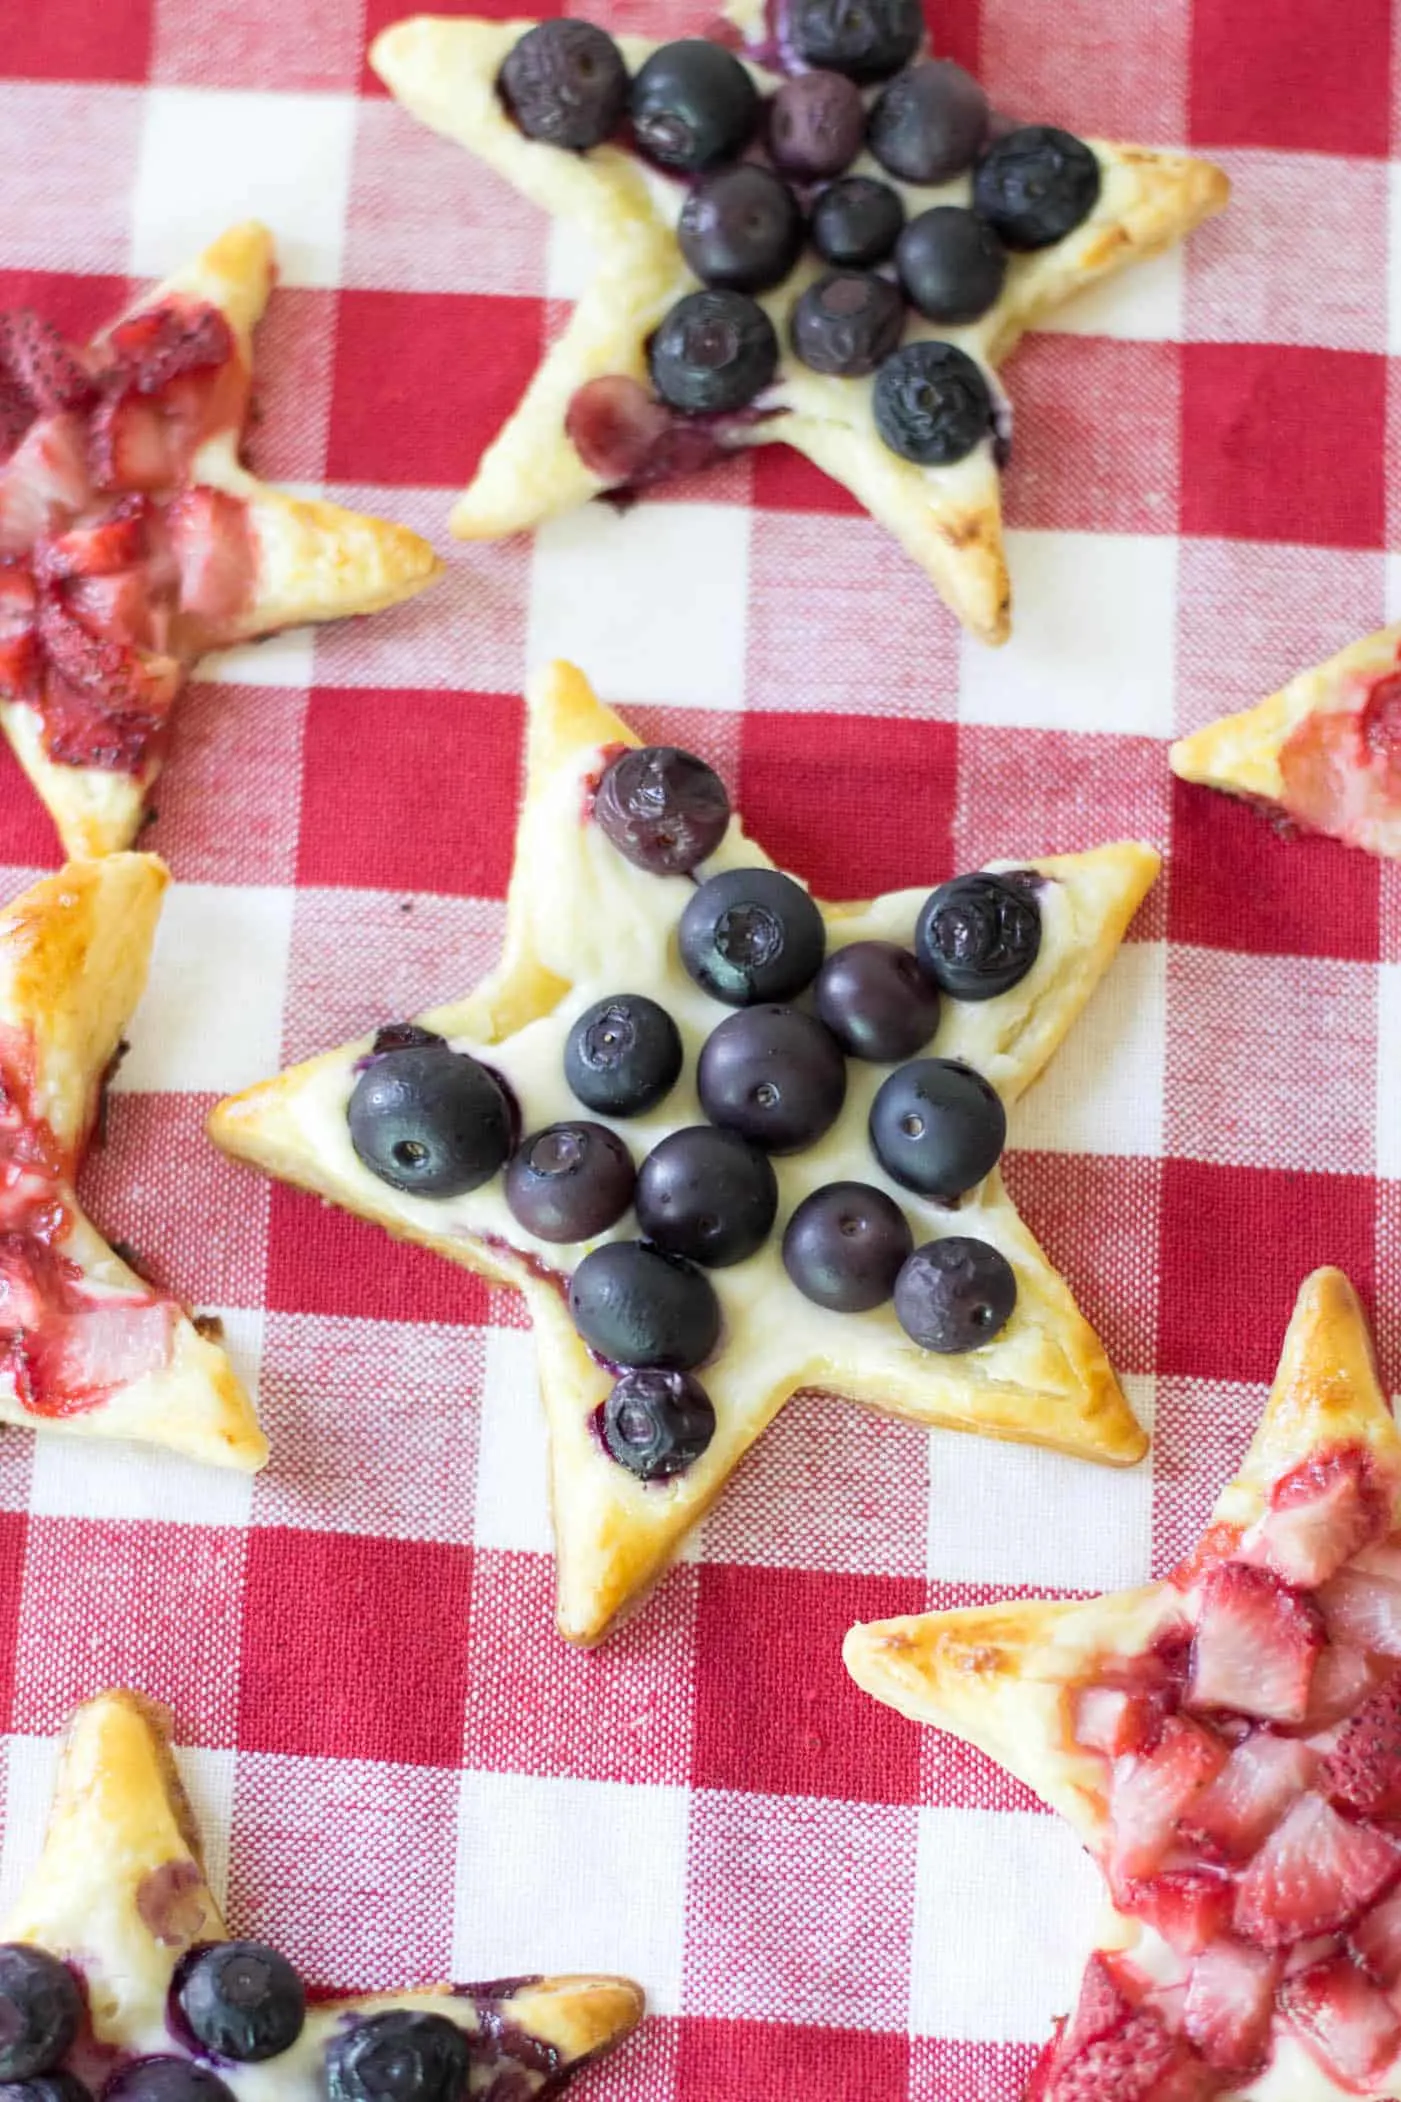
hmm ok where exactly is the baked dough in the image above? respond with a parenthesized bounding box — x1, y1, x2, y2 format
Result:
(370, 6, 1227, 645)
(5, 1689, 643, 2097)
(210, 660, 1157, 1645)
(845, 1269, 1401, 2101)
(0, 222, 443, 860)
(0, 854, 266, 1470)
(1171, 623, 1401, 862)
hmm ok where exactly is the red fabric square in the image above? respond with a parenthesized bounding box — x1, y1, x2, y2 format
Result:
(979, 0, 1186, 139)
(1001, 336, 1180, 538)
(327, 290, 543, 488)
(3, 0, 152, 80)
(1001, 1152, 1162, 1379)
(296, 686, 521, 897)
(12, 1519, 246, 1744)
(0, 1514, 29, 1733)
(265, 1184, 491, 1328)
(676, 2018, 908, 2102)
(1157, 1159, 1376, 1383)
(750, 446, 865, 518)
(1179, 343, 1386, 550)
(239, 1526, 472, 1764)
(0, 271, 127, 343)
(737, 712, 956, 896)
(0, 760, 61, 872)
(1167, 773, 1380, 961)
(152, 0, 361, 89)
(463, 1549, 698, 1784)
(692, 1565, 924, 1803)
(1190, 0, 1391, 157)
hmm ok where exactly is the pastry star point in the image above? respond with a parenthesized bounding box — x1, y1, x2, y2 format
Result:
(211, 658, 1158, 1646)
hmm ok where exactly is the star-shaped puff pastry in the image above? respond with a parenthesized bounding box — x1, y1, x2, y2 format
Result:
(370, 4, 1227, 645)
(0, 853, 265, 1470)
(1173, 623, 1401, 863)
(210, 660, 1156, 1645)
(846, 1269, 1401, 2101)
(0, 222, 442, 859)
(3, 1688, 643, 2097)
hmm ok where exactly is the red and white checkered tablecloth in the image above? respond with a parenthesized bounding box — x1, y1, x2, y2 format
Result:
(1, 0, 1398, 2095)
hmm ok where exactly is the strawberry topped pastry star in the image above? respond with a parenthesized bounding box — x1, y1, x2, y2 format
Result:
(0, 853, 265, 1470)
(0, 1688, 643, 2101)
(1172, 625, 1401, 863)
(210, 660, 1157, 1644)
(0, 222, 442, 859)
(845, 1270, 1401, 2100)
(371, 0, 1227, 643)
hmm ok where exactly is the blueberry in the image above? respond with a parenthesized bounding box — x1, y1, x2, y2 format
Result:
(635, 1126, 777, 1266)
(600, 1369, 717, 1478)
(872, 341, 993, 466)
(103, 2064, 235, 2102)
(790, 271, 905, 380)
(894, 1236, 1016, 1351)
(973, 125, 1101, 250)
(697, 1006, 846, 1154)
(650, 290, 779, 416)
(679, 166, 804, 295)
(867, 60, 988, 184)
(173, 1942, 304, 2064)
(767, 71, 865, 179)
(347, 1043, 512, 1198)
(814, 940, 940, 1061)
(324, 2012, 472, 2102)
(790, 0, 923, 82)
(868, 1057, 1005, 1199)
(811, 177, 904, 268)
(498, 20, 629, 151)
(0, 1948, 81, 2083)
(679, 867, 825, 1006)
(897, 206, 1007, 325)
(782, 1181, 913, 1312)
(0, 2079, 92, 2102)
(569, 1241, 720, 1368)
(915, 871, 1041, 1000)
(630, 40, 758, 172)
(504, 1122, 635, 1243)
(594, 743, 731, 874)
(564, 994, 683, 1116)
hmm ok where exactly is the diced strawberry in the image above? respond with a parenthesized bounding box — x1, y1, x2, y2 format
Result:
(37, 674, 169, 774)
(1353, 1534, 1401, 1586)
(106, 301, 232, 393)
(0, 311, 94, 418)
(1279, 1953, 1401, 2087)
(166, 484, 254, 642)
(1243, 1446, 1389, 1591)
(0, 414, 90, 554)
(1184, 1731, 1316, 1862)
(1181, 1938, 1279, 2073)
(1294, 1643, 1377, 1735)
(1351, 1887, 1401, 1986)
(0, 370, 31, 461)
(1117, 1871, 1233, 1956)
(1233, 1793, 1400, 1948)
(61, 572, 157, 653)
(0, 1234, 45, 1333)
(1280, 701, 1401, 856)
(1320, 1567, 1401, 1660)
(1109, 1717, 1229, 1883)
(0, 560, 37, 696)
(1188, 1563, 1323, 1723)
(1061, 1955, 1136, 2057)
(1323, 1678, 1401, 1816)
(1074, 1685, 1180, 1760)
(1041, 2012, 1206, 2101)
(37, 499, 147, 581)
(88, 390, 181, 493)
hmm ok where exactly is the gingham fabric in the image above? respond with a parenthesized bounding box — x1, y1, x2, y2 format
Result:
(0, 0, 1397, 2095)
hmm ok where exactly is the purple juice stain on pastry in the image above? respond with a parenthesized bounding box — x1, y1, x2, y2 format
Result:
(136, 1862, 214, 1951)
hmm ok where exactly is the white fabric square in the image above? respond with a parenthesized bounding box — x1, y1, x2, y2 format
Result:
(1039, 242, 1183, 342)
(1013, 939, 1166, 1158)
(911, 1807, 1102, 2040)
(959, 531, 1178, 736)
(173, 1744, 237, 1910)
(452, 1769, 689, 2013)
(131, 88, 357, 288)
(528, 502, 752, 711)
(114, 884, 295, 1097)
(472, 1326, 552, 1555)
(200, 624, 317, 690)
(927, 1375, 1156, 1590)
(0, 1736, 58, 1918)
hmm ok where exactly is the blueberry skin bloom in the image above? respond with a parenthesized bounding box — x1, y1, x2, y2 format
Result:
(0, 1947, 82, 2083)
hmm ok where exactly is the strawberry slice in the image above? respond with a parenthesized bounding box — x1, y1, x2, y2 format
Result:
(1040, 2008, 1208, 2101)
(1279, 1953, 1401, 2087)
(1233, 1793, 1399, 1947)
(1184, 1730, 1315, 1862)
(1109, 1717, 1228, 1883)
(1323, 1678, 1401, 1816)
(0, 561, 38, 697)
(1, 311, 94, 418)
(0, 1234, 46, 1333)
(166, 484, 255, 643)
(1319, 1567, 1401, 1659)
(1280, 693, 1401, 856)
(38, 499, 148, 581)
(61, 572, 158, 654)
(1351, 1887, 1401, 1987)
(0, 414, 90, 554)
(1293, 1642, 1377, 1735)
(1074, 1686, 1171, 1759)
(1117, 1870, 1233, 1955)
(88, 390, 181, 494)
(1188, 1563, 1323, 1723)
(1242, 1446, 1388, 1591)
(106, 301, 232, 393)
(1181, 1937, 1279, 2073)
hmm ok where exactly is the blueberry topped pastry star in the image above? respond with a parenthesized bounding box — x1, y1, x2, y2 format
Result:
(0, 1689, 642, 2101)
(0, 222, 441, 859)
(847, 1271, 1401, 2102)
(370, 4, 1227, 644)
(210, 661, 1157, 1644)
